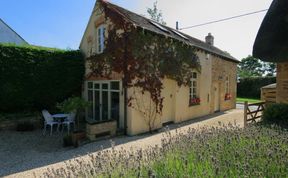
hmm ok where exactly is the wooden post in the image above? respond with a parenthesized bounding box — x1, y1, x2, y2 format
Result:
(244, 101, 248, 127)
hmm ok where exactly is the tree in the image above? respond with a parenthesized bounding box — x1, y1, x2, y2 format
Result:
(147, 1, 166, 25)
(238, 55, 276, 78)
(238, 55, 263, 78)
(262, 62, 276, 76)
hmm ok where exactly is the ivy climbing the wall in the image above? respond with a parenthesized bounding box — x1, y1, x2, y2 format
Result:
(87, 1, 201, 131)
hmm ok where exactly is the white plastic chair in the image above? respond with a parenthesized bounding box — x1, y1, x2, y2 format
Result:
(42, 110, 60, 135)
(62, 112, 76, 133)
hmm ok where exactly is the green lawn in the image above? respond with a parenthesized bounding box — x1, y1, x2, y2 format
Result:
(237, 97, 262, 103)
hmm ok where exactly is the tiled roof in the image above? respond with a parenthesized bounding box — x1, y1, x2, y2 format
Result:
(103, 1, 238, 63)
(0, 18, 28, 45)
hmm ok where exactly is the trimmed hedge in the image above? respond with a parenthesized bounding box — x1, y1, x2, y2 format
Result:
(0, 44, 85, 113)
(237, 77, 276, 99)
(263, 103, 288, 127)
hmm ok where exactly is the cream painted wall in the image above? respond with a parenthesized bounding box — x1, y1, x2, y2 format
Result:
(80, 1, 238, 136)
(174, 51, 212, 123)
(126, 87, 163, 135)
(125, 51, 237, 135)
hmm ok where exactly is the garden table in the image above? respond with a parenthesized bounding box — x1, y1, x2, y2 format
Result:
(52, 114, 69, 131)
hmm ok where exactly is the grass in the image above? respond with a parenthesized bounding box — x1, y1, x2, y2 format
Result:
(237, 97, 262, 103)
(45, 125, 288, 177)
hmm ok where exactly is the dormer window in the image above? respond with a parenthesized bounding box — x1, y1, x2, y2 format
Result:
(97, 25, 106, 53)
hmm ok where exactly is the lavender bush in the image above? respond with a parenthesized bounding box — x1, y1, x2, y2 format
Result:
(44, 124, 288, 177)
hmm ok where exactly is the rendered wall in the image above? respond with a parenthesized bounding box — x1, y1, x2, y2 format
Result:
(174, 51, 212, 123)
(80, 2, 125, 130)
(80, 1, 238, 136)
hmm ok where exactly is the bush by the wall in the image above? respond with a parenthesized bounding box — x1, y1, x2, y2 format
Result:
(263, 103, 288, 127)
(16, 121, 35, 132)
(0, 44, 85, 113)
(237, 77, 276, 99)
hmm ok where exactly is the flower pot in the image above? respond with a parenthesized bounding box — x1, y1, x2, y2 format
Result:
(71, 130, 86, 147)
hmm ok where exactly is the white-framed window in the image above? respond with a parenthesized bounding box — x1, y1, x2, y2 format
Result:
(225, 76, 230, 94)
(86, 80, 121, 123)
(189, 72, 198, 99)
(97, 25, 106, 53)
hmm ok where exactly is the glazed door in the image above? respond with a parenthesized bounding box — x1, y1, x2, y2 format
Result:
(87, 81, 121, 127)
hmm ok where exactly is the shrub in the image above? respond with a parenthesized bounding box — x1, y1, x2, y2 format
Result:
(16, 121, 35, 131)
(263, 103, 288, 126)
(63, 134, 73, 147)
(237, 77, 276, 99)
(0, 44, 85, 113)
(57, 97, 91, 130)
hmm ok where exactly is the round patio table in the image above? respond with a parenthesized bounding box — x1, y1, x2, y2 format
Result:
(52, 113, 69, 119)
(52, 114, 69, 131)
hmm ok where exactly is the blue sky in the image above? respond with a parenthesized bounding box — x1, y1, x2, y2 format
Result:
(0, 0, 138, 49)
(0, 0, 272, 59)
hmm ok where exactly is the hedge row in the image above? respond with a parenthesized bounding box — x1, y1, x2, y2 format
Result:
(0, 44, 85, 113)
(237, 77, 276, 99)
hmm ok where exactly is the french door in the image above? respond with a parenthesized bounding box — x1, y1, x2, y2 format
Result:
(87, 81, 121, 126)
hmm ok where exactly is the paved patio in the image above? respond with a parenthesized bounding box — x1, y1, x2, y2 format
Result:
(1, 109, 244, 178)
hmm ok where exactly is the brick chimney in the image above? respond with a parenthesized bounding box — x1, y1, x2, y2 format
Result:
(205, 33, 214, 46)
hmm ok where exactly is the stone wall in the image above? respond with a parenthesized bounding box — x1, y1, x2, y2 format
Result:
(0, 115, 42, 131)
(211, 56, 237, 112)
(86, 120, 117, 141)
(276, 62, 288, 103)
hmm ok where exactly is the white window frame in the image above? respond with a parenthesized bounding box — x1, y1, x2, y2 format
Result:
(86, 80, 121, 122)
(189, 72, 199, 99)
(96, 25, 106, 54)
(225, 76, 230, 94)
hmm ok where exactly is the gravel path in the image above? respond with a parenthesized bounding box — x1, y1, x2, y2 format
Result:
(2, 109, 244, 178)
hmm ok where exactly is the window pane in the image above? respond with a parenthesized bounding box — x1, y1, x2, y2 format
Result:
(94, 83, 100, 89)
(111, 81, 120, 90)
(102, 90, 109, 121)
(94, 90, 100, 121)
(111, 92, 120, 127)
(88, 82, 93, 89)
(88, 90, 93, 119)
(98, 28, 101, 52)
(193, 72, 197, 79)
(193, 81, 197, 88)
(193, 90, 196, 95)
(101, 27, 105, 52)
(102, 83, 108, 90)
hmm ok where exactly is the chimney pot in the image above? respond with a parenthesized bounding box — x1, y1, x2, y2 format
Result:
(205, 33, 214, 46)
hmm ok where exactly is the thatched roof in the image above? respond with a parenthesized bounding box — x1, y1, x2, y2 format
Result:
(253, 0, 288, 62)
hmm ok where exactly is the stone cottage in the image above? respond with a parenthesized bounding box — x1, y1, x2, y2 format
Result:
(80, 0, 239, 136)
